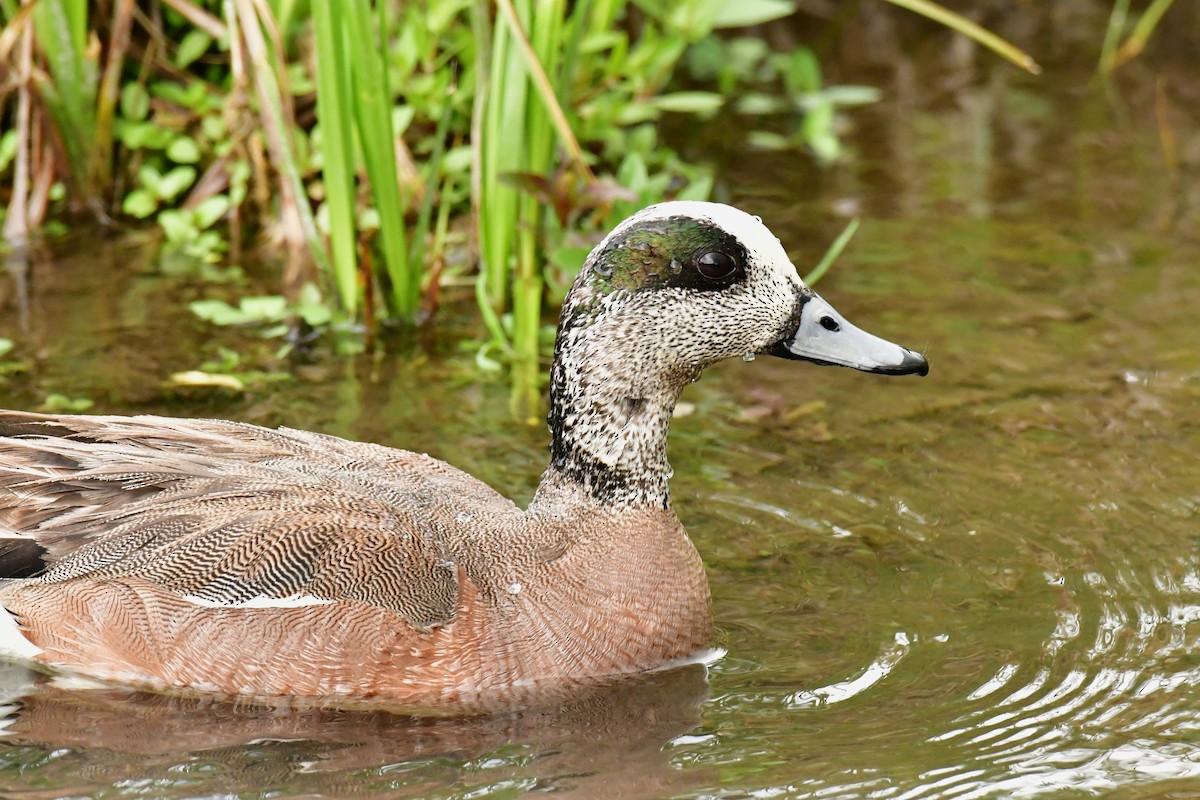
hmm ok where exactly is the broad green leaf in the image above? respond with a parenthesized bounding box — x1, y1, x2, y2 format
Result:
(820, 86, 883, 106)
(169, 370, 245, 391)
(0, 131, 16, 173)
(239, 296, 288, 321)
(117, 120, 174, 150)
(391, 106, 416, 137)
(200, 114, 226, 142)
(167, 136, 202, 164)
(746, 130, 789, 150)
(735, 93, 787, 115)
(712, 0, 795, 28)
(674, 170, 714, 202)
(175, 30, 213, 68)
(189, 299, 246, 326)
(648, 91, 724, 117)
(194, 195, 230, 229)
(120, 83, 150, 121)
(136, 163, 162, 189)
(157, 209, 194, 241)
(122, 189, 158, 218)
(294, 283, 333, 327)
(156, 165, 197, 201)
(39, 393, 93, 413)
(0, 338, 12, 358)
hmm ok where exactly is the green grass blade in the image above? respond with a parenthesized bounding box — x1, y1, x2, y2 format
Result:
(883, 0, 1041, 75)
(235, 0, 329, 279)
(344, 0, 412, 319)
(409, 97, 455, 292)
(310, 0, 359, 314)
(31, 0, 99, 197)
(1110, 0, 1175, 73)
(1098, 0, 1131, 75)
(804, 218, 859, 287)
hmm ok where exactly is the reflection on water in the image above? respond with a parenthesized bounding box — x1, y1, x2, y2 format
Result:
(0, 663, 711, 798)
(2, 5, 1200, 799)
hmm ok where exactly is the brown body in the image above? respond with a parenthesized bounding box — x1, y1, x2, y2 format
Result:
(0, 414, 709, 714)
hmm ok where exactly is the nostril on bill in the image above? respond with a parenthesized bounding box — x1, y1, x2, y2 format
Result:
(819, 316, 840, 332)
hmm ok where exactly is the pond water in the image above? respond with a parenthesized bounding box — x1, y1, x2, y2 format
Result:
(2, 8, 1200, 799)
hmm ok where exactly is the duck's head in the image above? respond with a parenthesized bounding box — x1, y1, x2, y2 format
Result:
(543, 201, 927, 508)
(556, 201, 927, 386)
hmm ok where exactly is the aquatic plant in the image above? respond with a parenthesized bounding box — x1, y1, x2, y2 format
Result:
(0, 0, 1038, 405)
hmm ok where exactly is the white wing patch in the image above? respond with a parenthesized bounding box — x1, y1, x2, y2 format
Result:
(179, 593, 335, 609)
(0, 607, 43, 661)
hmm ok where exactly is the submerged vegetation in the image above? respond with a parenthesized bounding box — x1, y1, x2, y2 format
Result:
(0, 0, 1162, 407)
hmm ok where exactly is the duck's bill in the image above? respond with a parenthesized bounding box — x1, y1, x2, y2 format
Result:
(766, 294, 929, 376)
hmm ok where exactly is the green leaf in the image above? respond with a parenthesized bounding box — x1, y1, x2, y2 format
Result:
(166, 136, 202, 164)
(158, 209, 196, 242)
(120, 83, 150, 121)
(735, 93, 787, 115)
(802, 101, 840, 164)
(175, 30, 213, 68)
(711, 0, 795, 28)
(122, 189, 158, 218)
(392, 105, 416, 136)
(0, 130, 16, 173)
(820, 85, 883, 107)
(0, 338, 13, 358)
(294, 283, 333, 327)
(674, 170, 714, 202)
(151, 80, 215, 112)
(39, 393, 93, 413)
(647, 91, 724, 117)
(156, 165, 197, 201)
(746, 130, 789, 150)
(189, 299, 246, 326)
(117, 120, 174, 150)
(194, 195, 230, 229)
(169, 370, 245, 391)
(136, 163, 162, 189)
(200, 114, 226, 143)
(239, 296, 288, 321)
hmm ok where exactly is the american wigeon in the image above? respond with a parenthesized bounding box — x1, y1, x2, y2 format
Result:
(0, 202, 927, 713)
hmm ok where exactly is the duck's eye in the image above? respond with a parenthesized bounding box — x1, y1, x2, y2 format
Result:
(696, 251, 738, 281)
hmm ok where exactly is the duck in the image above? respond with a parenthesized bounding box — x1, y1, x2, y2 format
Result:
(0, 201, 927, 714)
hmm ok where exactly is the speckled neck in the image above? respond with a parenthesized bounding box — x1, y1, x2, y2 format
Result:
(534, 365, 686, 512)
(531, 289, 698, 513)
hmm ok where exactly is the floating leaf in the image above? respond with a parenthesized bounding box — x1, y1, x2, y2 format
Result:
(169, 370, 245, 391)
(189, 299, 246, 326)
(239, 296, 288, 321)
(39, 394, 94, 413)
